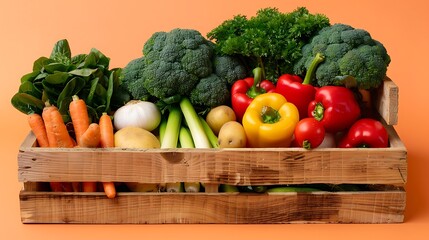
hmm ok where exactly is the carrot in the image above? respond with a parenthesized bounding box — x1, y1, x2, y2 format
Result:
(99, 113, 114, 148)
(99, 112, 116, 198)
(41, 102, 75, 192)
(42, 102, 74, 148)
(27, 113, 49, 147)
(79, 123, 101, 148)
(69, 95, 98, 192)
(69, 95, 90, 146)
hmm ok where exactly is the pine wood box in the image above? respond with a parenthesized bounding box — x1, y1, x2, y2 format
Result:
(17, 78, 407, 224)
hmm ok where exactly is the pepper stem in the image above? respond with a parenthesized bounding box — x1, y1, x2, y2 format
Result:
(302, 53, 325, 85)
(261, 106, 280, 124)
(246, 67, 266, 98)
(312, 102, 324, 121)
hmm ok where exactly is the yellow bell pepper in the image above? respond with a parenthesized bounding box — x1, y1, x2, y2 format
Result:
(242, 92, 299, 148)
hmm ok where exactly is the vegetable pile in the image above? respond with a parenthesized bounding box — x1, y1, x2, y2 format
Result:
(11, 6, 393, 197)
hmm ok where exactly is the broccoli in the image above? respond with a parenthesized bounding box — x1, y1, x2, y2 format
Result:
(190, 74, 230, 109)
(119, 28, 248, 110)
(212, 55, 248, 85)
(121, 56, 151, 100)
(142, 28, 214, 99)
(294, 23, 391, 89)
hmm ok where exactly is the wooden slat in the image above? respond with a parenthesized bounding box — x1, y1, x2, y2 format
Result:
(375, 77, 398, 125)
(17, 126, 407, 185)
(19, 189, 406, 224)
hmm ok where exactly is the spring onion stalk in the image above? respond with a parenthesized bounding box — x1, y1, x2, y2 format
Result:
(161, 106, 182, 148)
(179, 125, 201, 192)
(179, 98, 211, 148)
(158, 117, 168, 143)
(199, 116, 219, 148)
(179, 126, 194, 148)
(166, 182, 184, 192)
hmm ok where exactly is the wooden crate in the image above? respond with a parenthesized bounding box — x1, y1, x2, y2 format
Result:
(17, 79, 407, 224)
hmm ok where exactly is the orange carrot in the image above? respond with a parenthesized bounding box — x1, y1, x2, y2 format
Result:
(49, 182, 64, 192)
(42, 102, 74, 192)
(69, 95, 98, 192)
(27, 113, 49, 147)
(79, 123, 101, 148)
(99, 113, 114, 148)
(69, 95, 90, 146)
(42, 102, 74, 148)
(99, 112, 116, 198)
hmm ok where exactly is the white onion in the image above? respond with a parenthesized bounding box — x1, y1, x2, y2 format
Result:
(113, 100, 161, 131)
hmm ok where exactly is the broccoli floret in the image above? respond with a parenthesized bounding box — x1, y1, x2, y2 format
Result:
(294, 23, 391, 89)
(189, 74, 230, 108)
(142, 28, 214, 99)
(121, 56, 151, 100)
(120, 28, 249, 110)
(212, 55, 248, 85)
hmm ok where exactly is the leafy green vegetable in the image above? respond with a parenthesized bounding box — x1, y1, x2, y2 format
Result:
(11, 39, 125, 122)
(207, 7, 330, 82)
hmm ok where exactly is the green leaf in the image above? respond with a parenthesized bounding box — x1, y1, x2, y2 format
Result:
(20, 71, 39, 83)
(82, 52, 97, 68)
(105, 71, 114, 112)
(69, 68, 98, 77)
(58, 97, 73, 122)
(18, 81, 42, 98)
(43, 63, 68, 73)
(50, 39, 71, 60)
(91, 48, 110, 68)
(71, 54, 87, 65)
(10, 93, 45, 115)
(94, 83, 107, 106)
(41, 80, 60, 101)
(44, 72, 71, 85)
(33, 57, 52, 72)
(34, 73, 49, 81)
(86, 77, 99, 105)
(57, 77, 86, 104)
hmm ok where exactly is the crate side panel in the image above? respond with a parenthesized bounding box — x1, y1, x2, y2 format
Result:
(18, 147, 406, 185)
(375, 78, 398, 125)
(20, 191, 405, 224)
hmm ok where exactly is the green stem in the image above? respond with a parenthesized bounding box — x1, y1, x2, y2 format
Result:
(246, 67, 265, 98)
(302, 52, 325, 85)
(312, 103, 324, 121)
(261, 106, 280, 124)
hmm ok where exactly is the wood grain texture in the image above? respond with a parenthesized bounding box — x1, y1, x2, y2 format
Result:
(375, 77, 398, 125)
(17, 123, 407, 185)
(19, 189, 406, 224)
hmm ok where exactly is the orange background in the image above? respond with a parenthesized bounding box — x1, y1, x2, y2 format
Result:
(1, 0, 428, 239)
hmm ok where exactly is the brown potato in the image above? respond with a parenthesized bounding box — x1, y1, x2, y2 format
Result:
(206, 105, 236, 135)
(217, 121, 246, 148)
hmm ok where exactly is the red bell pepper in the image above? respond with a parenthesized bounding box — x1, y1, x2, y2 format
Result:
(275, 53, 324, 119)
(338, 118, 389, 148)
(231, 67, 275, 121)
(308, 86, 361, 133)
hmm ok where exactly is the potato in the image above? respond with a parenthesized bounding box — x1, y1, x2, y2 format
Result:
(218, 121, 246, 148)
(206, 105, 236, 135)
(114, 126, 160, 148)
